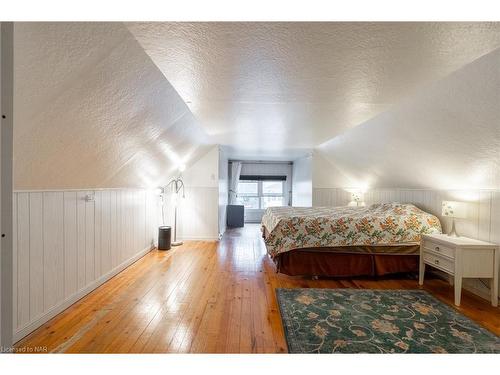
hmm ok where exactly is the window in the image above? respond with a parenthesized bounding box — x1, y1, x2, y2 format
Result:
(236, 181, 259, 209)
(237, 180, 285, 209)
(261, 181, 284, 208)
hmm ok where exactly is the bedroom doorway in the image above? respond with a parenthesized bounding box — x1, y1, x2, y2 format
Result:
(228, 160, 293, 224)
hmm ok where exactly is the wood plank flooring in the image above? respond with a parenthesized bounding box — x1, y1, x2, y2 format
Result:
(15, 224, 500, 353)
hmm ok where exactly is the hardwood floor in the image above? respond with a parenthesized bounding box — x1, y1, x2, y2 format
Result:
(15, 224, 500, 353)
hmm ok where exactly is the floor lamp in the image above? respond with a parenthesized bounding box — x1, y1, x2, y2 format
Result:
(167, 176, 185, 246)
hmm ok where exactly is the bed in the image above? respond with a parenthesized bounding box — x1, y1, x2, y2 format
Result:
(261, 203, 442, 277)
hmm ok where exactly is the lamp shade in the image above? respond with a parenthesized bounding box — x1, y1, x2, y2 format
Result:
(442, 201, 467, 219)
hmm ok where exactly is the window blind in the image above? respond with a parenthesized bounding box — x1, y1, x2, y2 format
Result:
(239, 175, 286, 181)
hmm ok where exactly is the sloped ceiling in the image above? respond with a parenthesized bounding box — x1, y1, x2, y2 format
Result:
(126, 22, 500, 159)
(14, 22, 211, 190)
(13, 22, 500, 190)
(317, 47, 500, 190)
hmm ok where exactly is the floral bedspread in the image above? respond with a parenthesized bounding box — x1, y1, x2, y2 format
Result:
(261, 203, 442, 258)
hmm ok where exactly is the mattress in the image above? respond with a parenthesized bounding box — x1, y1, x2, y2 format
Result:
(261, 203, 442, 258)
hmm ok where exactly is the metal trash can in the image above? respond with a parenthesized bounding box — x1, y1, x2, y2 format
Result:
(158, 226, 172, 250)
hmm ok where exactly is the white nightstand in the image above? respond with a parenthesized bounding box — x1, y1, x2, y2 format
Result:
(419, 233, 499, 307)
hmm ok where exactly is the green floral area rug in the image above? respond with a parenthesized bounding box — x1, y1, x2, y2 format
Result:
(276, 288, 500, 353)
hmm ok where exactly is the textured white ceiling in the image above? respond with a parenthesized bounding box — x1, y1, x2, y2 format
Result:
(127, 22, 500, 158)
(13, 22, 500, 190)
(316, 48, 500, 190)
(14, 22, 211, 189)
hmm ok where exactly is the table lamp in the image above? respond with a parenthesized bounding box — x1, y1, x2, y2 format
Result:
(348, 191, 365, 207)
(442, 200, 467, 237)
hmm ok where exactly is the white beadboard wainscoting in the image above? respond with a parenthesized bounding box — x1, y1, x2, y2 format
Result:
(12, 188, 160, 342)
(313, 187, 500, 302)
(161, 186, 220, 241)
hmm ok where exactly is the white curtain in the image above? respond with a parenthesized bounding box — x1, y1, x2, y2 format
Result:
(229, 161, 242, 204)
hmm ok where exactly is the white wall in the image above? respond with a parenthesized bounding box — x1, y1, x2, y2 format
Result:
(12, 188, 159, 342)
(292, 155, 312, 206)
(218, 147, 229, 238)
(161, 146, 220, 241)
(312, 151, 355, 189)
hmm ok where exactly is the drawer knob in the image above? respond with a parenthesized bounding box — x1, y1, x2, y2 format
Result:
(434, 259, 440, 265)
(435, 246, 440, 251)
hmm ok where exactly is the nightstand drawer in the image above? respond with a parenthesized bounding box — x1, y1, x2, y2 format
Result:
(422, 241, 455, 259)
(423, 251, 455, 273)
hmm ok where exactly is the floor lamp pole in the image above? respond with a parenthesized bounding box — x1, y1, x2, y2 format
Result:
(167, 175, 184, 247)
(172, 203, 183, 246)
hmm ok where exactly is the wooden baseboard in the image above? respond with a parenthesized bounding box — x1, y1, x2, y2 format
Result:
(13, 245, 154, 343)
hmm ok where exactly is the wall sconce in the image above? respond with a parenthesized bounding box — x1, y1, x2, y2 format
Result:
(442, 200, 467, 237)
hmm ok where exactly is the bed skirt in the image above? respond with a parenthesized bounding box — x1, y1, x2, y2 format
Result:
(262, 225, 420, 277)
(274, 249, 419, 277)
